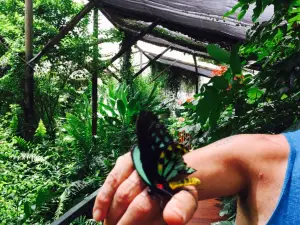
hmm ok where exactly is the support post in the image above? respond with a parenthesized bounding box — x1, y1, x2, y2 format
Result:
(92, 8, 99, 138)
(24, 0, 34, 139)
(139, 49, 143, 70)
(193, 54, 199, 94)
(133, 46, 171, 80)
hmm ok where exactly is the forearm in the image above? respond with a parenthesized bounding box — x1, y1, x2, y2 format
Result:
(184, 135, 248, 200)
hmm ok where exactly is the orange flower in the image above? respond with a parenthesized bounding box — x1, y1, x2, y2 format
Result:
(178, 117, 185, 122)
(226, 84, 232, 91)
(212, 66, 228, 76)
(186, 97, 194, 103)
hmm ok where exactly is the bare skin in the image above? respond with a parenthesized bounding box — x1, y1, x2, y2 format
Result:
(93, 134, 290, 225)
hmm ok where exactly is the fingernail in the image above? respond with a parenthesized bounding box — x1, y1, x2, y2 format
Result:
(173, 207, 187, 224)
(93, 209, 102, 221)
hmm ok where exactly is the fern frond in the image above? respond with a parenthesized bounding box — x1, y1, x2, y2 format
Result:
(55, 180, 91, 219)
(89, 156, 111, 176)
(11, 153, 50, 166)
(71, 216, 101, 225)
(14, 136, 35, 152)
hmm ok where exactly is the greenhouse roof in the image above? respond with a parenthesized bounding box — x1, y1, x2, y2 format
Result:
(99, 0, 273, 55)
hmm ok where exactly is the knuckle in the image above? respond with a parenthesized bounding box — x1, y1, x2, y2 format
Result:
(116, 154, 126, 165)
(115, 189, 131, 205)
(106, 172, 120, 189)
(96, 191, 110, 205)
(131, 201, 152, 214)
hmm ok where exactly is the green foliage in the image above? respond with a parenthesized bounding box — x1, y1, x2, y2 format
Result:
(186, 0, 300, 147)
(1, 0, 299, 224)
(98, 81, 165, 156)
(178, 1, 300, 224)
(55, 180, 92, 219)
(71, 216, 101, 225)
(206, 44, 230, 64)
(34, 119, 47, 140)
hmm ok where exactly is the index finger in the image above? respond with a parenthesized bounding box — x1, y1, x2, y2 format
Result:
(93, 153, 134, 221)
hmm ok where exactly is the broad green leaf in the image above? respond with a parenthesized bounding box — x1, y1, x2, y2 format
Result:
(209, 94, 222, 128)
(36, 189, 51, 208)
(146, 82, 159, 105)
(99, 103, 117, 116)
(230, 44, 242, 75)
(238, 4, 249, 20)
(24, 201, 32, 219)
(288, 14, 300, 23)
(120, 85, 128, 107)
(128, 99, 138, 112)
(117, 100, 126, 116)
(196, 87, 218, 125)
(224, 2, 243, 17)
(212, 76, 229, 90)
(253, 0, 263, 22)
(207, 44, 230, 64)
(133, 91, 142, 101)
(281, 94, 288, 100)
(247, 87, 265, 104)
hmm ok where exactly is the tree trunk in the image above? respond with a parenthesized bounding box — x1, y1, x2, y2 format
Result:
(92, 7, 99, 138)
(120, 32, 134, 97)
(24, 0, 35, 139)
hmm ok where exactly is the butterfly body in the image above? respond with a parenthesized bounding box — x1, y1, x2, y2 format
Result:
(131, 111, 200, 197)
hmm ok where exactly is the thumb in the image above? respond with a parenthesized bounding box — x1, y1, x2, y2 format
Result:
(163, 187, 198, 225)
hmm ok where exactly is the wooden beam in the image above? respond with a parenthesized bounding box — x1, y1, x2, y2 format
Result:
(193, 54, 199, 94)
(105, 19, 161, 69)
(106, 68, 121, 82)
(133, 45, 171, 79)
(29, 0, 96, 65)
(150, 59, 179, 83)
(135, 45, 151, 60)
(24, 0, 35, 139)
(110, 64, 120, 72)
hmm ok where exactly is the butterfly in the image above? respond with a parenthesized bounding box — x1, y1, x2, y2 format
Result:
(131, 111, 201, 198)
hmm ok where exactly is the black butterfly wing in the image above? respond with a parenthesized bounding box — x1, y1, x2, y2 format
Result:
(136, 111, 195, 183)
(136, 111, 167, 185)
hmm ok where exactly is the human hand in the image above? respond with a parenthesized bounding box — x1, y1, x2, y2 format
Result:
(93, 152, 199, 225)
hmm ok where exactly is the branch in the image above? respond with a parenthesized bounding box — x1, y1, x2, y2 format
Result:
(28, 0, 96, 65)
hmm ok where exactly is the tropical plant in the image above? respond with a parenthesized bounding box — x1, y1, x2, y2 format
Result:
(176, 1, 300, 224)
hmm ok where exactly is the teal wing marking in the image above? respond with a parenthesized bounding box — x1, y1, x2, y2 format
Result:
(132, 145, 152, 186)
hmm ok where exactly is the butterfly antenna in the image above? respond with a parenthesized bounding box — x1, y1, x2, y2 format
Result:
(159, 188, 174, 198)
